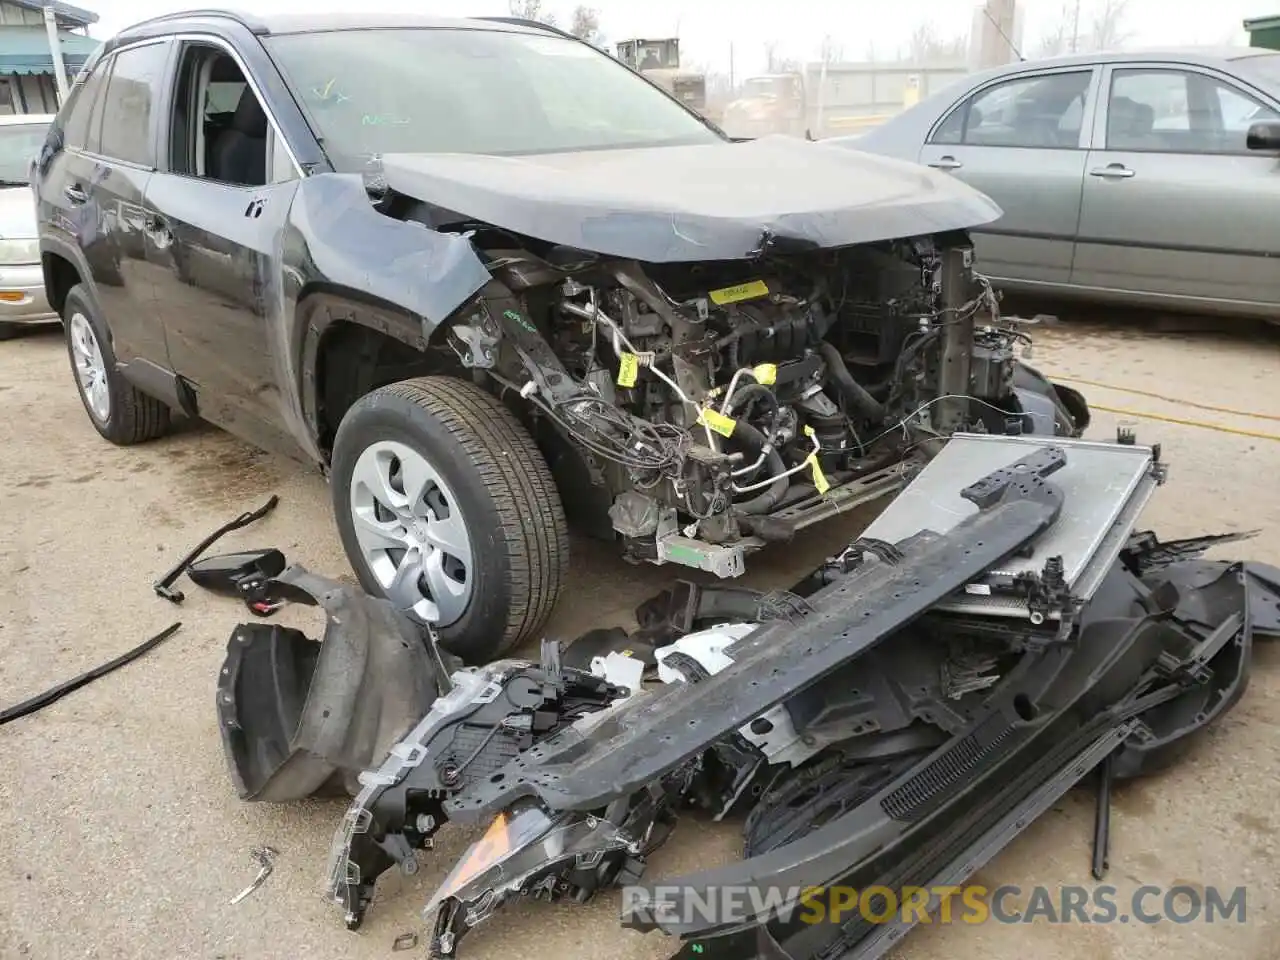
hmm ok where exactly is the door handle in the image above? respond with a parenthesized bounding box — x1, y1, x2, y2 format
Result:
(928, 155, 963, 170)
(63, 183, 88, 205)
(1089, 164, 1135, 179)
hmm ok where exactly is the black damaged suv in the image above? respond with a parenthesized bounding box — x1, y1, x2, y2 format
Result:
(34, 11, 1086, 662)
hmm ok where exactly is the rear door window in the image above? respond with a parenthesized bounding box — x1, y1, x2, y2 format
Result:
(62, 58, 110, 150)
(932, 70, 1093, 148)
(97, 40, 171, 167)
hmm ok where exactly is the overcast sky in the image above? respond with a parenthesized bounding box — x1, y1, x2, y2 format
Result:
(81, 0, 1267, 77)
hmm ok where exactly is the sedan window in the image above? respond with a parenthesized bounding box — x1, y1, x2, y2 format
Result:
(0, 120, 49, 185)
(1108, 68, 1280, 155)
(931, 71, 1092, 149)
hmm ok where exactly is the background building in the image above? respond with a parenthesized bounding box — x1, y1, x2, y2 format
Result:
(0, 0, 98, 114)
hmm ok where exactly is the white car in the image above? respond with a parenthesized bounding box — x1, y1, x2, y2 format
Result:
(0, 113, 55, 338)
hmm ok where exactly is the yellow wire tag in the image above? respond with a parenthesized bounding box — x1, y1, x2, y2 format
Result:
(802, 426, 830, 494)
(616, 352, 639, 388)
(698, 407, 738, 438)
(752, 363, 778, 386)
(808, 454, 831, 495)
(708, 279, 769, 306)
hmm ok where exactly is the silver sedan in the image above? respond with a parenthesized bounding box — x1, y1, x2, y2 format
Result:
(833, 48, 1280, 320)
(0, 112, 55, 339)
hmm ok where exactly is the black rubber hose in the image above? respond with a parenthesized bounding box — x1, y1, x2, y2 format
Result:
(731, 418, 789, 515)
(819, 342, 886, 423)
(725, 383, 783, 437)
(0, 622, 182, 725)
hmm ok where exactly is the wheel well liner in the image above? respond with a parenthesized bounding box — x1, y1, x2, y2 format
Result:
(41, 249, 85, 319)
(297, 288, 464, 457)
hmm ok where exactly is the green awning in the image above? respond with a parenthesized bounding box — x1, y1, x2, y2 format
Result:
(0, 27, 100, 77)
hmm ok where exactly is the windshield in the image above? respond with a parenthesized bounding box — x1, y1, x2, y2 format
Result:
(265, 27, 719, 168)
(0, 121, 49, 185)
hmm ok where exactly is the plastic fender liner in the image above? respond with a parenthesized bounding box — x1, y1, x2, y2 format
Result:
(216, 565, 451, 801)
(448, 448, 1069, 821)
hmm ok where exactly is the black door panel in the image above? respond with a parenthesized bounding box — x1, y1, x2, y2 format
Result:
(144, 173, 303, 455)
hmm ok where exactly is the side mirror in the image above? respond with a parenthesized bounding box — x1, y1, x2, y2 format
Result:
(1246, 120, 1280, 152)
(188, 548, 287, 596)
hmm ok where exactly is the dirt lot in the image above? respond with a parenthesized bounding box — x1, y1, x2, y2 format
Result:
(3, 318, 1280, 960)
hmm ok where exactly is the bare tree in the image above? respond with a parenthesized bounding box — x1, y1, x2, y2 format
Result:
(508, 0, 556, 26)
(907, 22, 967, 62)
(1035, 3, 1074, 57)
(763, 39, 782, 73)
(1087, 0, 1133, 51)
(569, 6, 604, 46)
(818, 34, 844, 65)
(1038, 0, 1132, 55)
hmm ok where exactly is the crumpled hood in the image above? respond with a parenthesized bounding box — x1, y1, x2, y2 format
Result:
(378, 134, 1002, 262)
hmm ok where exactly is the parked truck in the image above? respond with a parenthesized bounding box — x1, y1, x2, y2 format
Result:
(615, 37, 709, 116)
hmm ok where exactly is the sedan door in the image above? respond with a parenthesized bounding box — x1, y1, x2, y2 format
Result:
(1073, 63, 1280, 308)
(917, 66, 1100, 285)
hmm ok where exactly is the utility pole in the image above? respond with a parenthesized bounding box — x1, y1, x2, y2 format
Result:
(728, 41, 735, 91)
(1070, 0, 1082, 52)
(43, 0, 69, 102)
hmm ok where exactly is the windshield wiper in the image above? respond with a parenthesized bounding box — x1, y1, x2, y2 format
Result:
(0, 178, 29, 187)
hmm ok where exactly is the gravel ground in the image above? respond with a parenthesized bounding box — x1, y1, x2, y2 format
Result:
(2, 317, 1279, 960)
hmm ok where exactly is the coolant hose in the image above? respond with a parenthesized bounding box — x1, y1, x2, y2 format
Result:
(725, 383, 783, 437)
(819, 342, 886, 422)
(732, 419, 789, 515)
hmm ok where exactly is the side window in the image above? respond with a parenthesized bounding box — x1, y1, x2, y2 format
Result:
(1213, 81, 1279, 152)
(1109, 68, 1280, 154)
(931, 71, 1092, 149)
(98, 41, 170, 166)
(168, 42, 280, 187)
(61, 58, 110, 150)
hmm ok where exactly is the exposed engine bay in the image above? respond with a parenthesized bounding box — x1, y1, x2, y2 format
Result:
(214, 432, 1280, 960)
(432, 217, 1087, 574)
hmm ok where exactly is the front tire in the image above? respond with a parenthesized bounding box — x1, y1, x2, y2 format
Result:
(330, 375, 568, 664)
(62, 284, 171, 444)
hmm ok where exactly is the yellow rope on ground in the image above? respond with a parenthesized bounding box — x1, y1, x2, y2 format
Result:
(1048, 375, 1280, 423)
(1089, 403, 1280, 442)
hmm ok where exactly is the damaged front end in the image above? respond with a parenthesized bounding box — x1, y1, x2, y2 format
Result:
(360, 138, 1087, 581)
(215, 432, 1280, 960)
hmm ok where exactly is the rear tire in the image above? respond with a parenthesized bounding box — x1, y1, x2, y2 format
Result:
(63, 284, 170, 445)
(330, 375, 568, 664)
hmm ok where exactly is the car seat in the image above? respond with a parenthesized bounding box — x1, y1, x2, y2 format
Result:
(210, 87, 267, 186)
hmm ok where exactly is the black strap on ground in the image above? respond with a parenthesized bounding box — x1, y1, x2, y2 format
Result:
(0, 622, 181, 726)
(154, 495, 280, 602)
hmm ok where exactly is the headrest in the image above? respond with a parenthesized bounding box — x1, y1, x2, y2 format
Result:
(231, 87, 267, 137)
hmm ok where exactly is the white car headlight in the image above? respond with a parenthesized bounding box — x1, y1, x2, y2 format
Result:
(0, 238, 39, 265)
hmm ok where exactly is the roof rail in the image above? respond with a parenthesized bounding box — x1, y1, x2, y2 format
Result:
(477, 16, 581, 43)
(118, 8, 269, 37)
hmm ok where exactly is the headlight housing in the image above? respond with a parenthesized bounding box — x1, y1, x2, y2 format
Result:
(0, 237, 39, 265)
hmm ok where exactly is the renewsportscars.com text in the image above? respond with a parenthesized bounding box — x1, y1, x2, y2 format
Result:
(621, 883, 1247, 928)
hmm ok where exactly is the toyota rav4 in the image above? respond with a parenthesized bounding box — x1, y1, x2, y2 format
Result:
(33, 11, 1088, 662)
